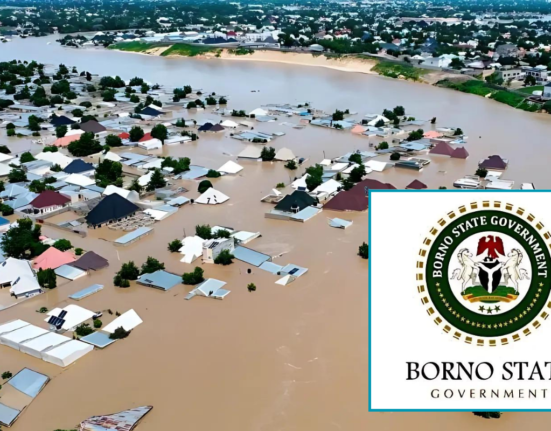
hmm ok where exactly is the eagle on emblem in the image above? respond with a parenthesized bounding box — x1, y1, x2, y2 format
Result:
(476, 235, 505, 260)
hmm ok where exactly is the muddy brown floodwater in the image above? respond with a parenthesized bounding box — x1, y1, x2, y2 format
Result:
(0, 35, 550, 430)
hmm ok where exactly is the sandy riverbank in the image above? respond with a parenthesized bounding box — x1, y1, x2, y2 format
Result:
(138, 47, 453, 84)
(218, 50, 379, 74)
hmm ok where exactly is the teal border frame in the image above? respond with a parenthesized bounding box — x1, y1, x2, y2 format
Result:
(368, 189, 551, 412)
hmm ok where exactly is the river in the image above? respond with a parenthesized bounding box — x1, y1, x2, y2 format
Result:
(0, 34, 549, 431)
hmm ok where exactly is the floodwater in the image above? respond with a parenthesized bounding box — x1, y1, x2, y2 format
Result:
(0, 35, 550, 430)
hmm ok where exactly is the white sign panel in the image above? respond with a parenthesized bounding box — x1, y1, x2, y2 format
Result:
(370, 191, 551, 411)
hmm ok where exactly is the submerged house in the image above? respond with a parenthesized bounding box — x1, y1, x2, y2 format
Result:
(70, 251, 109, 272)
(202, 238, 235, 263)
(29, 190, 71, 215)
(479, 155, 508, 170)
(266, 191, 320, 221)
(324, 179, 396, 212)
(85, 193, 140, 227)
(451, 146, 469, 159)
(0, 258, 41, 298)
(406, 179, 428, 190)
(137, 270, 181, 291)
(429, 141, 455, 156)
(33, 247, 75, 270)
(63, 159, 95, 176)
(186, 278, 230, 300)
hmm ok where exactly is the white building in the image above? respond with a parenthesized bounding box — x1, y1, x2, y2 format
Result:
(202, 238, 235, 264)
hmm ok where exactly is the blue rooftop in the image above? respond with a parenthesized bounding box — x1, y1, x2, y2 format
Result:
(137, 270, 182, 291)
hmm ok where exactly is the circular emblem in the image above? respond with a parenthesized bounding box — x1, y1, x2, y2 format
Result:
(417, 201, 551, 346)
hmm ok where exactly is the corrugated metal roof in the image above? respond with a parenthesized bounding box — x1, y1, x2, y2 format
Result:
(137, 270, 181, 291)
(234, 246, 271, 267)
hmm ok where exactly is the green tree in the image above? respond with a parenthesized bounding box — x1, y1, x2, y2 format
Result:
(2, 371, 13, 380)
(390, 152, 401, 161)
(68, 132, 102, 157)
(407, 129, 424, 141)
(332, 109, 345, 121)
(28, 180, 49, 193)
(55, 125, 67, 138)
(20, 152, 35, 163)
(342, 177, 355, 191)
(206, 169, 221, 178)
(475, 168, 488, 178)
(8, 169, 27, 183)
(485, 71, 504, 86)
(215, 229, 231, 239)
(105, 134, 122, 147)
(198, 180, 213, 194)
(358, 242, 369, 259)
(195, 224, 212, 239)
(37, 268, 57, 289)
(524, 75, 537, 86)
(75, 323, 94, 337)
(109, 326, 131, 340)
(128, 178, 143, 194)
(247, 283, 257, 292)
(449, 57, 465, 69)
(151, 124, 168, 144)
(284, 160, 297, 170)
(348, 153, 363, 164)
(214, 249, 234, 265)
(7, 129, 15, 137)
(53, 239, 72, 251)
(129, 126, 144, 142)
(43, 146, 58, 153)
(305, 164, 324, 191)
(119, 261, 139, 279)
(140, 256, 165, 275)
(95, 160, 123, 188)
(146, 168, 166, 191)
(93, 319, 102, 328)
(393, 105, 405, 116)
(378, 141, 389, 150)
(182, 267, 205, 285)
(261, 146, 276, 161)
(349, 164, 366, 182)
(168, 239, 183, 253)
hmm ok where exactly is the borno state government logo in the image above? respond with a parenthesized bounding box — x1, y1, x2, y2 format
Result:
(417, 201, 551, 346)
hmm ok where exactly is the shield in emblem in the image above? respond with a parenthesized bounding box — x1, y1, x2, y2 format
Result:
(478, 259, 502, 294)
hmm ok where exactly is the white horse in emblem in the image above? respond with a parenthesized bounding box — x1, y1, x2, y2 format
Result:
(451, 248, 479, 293)
(502, 249, 529, 292)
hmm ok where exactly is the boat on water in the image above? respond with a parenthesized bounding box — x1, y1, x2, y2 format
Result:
(453, 175, 482, 189)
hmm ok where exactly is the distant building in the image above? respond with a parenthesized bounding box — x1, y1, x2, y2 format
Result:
(308, 43, 324, 52)
(524, 67, 548, 83)
(496, 43, 519, 58)
(498, 68, 525, 81)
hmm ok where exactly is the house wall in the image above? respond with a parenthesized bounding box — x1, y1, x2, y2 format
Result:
(203, 240, 235, 264)
(498, 69, 524, 80)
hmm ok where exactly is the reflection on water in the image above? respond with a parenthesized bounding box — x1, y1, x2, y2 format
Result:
(0, 35, 549, 431)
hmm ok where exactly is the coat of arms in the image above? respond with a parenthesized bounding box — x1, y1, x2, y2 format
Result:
(451, 235, 530, 304)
